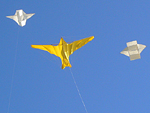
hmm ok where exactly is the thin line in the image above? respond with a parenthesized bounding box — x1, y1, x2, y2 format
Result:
(7, 27, 19, 113)
(38, 51, 61, 68)
(69, 68, 88, 113)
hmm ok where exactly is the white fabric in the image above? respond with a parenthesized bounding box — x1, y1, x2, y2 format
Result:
(120, 40, 146, 60)
(6, 9, 35, 27)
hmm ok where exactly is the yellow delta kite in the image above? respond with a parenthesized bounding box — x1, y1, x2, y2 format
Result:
(31, 36, 94, 69)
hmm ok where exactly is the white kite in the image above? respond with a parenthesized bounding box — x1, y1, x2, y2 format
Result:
(6, 9, 35, 27)
(120, 40, 146, 60)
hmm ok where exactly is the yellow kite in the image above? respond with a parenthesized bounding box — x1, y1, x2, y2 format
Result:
(31, 36, 94, 69)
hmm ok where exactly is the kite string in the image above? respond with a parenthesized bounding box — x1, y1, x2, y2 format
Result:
(38, 51, 61, 68)
(69, 68, 88, 113)
(7, 27, 20, 113)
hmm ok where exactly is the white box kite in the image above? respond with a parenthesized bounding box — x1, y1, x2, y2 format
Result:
(120, 40, 146, 60)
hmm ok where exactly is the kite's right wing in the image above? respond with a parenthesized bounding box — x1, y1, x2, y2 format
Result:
(137, 44, 146, 53)
(26, 13, 35, 19)
(68, 36, 94, 55)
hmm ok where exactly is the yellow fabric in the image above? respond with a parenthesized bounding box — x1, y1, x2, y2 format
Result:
(31, 36, 94, 69)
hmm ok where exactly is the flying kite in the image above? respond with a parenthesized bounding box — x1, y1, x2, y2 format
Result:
(6, 9, 35, 27)
(31, 36, 94, 69)
(120, 40, 146, 60)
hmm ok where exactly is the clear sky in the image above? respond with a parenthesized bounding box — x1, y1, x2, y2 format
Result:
(1, 0, 150, 113)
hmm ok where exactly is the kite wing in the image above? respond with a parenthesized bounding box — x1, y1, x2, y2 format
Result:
(120, 47, 129, 56)
(31, 44, 69, 69)
(137, 44, 146, 53)
(31, 45, 62, 58)
(26, 13, 35, 19)
(6, 15, 19, 25)
(68, 36, 94, 55)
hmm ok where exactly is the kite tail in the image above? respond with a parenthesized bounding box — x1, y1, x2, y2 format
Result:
(61, 59, 72, 69)
(7, 27, 20, 113)
(69, 68, 88, 113)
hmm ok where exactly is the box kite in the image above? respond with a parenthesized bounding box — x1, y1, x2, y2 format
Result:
(6, 9, 35, 27)
(120, 40, 146, 60)
(31, 36, 94, 69)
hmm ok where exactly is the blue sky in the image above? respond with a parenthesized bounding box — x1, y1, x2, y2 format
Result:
(1, 0, 150, 113)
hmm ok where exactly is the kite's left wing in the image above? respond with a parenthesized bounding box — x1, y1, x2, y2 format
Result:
(6, 15, 19, 25)
(31, 45, 62, 58)
(31, 45, 48, 51)
(120, 47, 129, 56)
